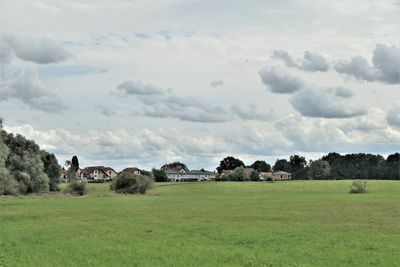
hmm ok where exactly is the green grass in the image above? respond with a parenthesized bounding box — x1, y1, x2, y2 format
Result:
(1, 181, 399, 267)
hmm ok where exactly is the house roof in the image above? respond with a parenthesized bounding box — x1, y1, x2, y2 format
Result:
(273, 171, 291, 175)
(164, 167, 186, 174)
(121, 167, 141, 173)
(81, 166, 110, 176)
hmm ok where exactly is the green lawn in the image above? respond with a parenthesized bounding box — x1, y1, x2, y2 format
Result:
(1, 181, 399, 267)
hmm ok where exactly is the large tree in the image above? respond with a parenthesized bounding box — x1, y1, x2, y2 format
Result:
(216, 156, 245, 173)
(308, 160, 331, 180)
(152, 168, 168, 182)
(251, 160, 271, 172)
(2, 132, 49, 193)
(272, 159, 290, 172)
(41, 151, 62, 191)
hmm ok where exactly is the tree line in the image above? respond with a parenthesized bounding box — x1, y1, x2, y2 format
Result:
(215, 153, 400, 180)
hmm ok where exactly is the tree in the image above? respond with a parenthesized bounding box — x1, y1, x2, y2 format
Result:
(216, 156, 245, 173)
(250, 169, 261, 181)
(152, 168, 168, 182)
(251, 160, 271, 172)
(308, 160, 331, 180)
(161, 162, 188, 172)
(68, 155, 79, 183)
(227, 166, 248, 181)
(272, 159, 290, 172)
(41, 151, 62, 191)
(2, 132, 49, 193)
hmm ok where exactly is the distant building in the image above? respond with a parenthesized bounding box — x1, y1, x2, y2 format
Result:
(79, 166, 117, 182)
(272, 171, 292, 180)
(165, 167, 215, 182)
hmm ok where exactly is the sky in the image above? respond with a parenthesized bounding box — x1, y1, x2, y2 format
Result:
(0, 0, 399, 171)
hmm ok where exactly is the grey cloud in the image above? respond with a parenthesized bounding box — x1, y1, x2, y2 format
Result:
(290, 87, 366, 118)
(210, 79, 224, 88)
(272, 50, 329, 72)
(1, 35, 72, 64)
(95, 105, 116, 116)
(117, 80, 167, 96)
(386, 103, 400, 128)
(0, 68, 67, 113)
(117, 81, 271, 123)
(334, 86, 354, 98)
(258, 67, 304, 94)
(334, 44, 400, 84)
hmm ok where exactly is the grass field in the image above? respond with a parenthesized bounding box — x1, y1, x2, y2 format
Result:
(1, 181, 399, 267)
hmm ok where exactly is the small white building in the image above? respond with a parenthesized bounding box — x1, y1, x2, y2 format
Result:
(272, 171, 292, 180)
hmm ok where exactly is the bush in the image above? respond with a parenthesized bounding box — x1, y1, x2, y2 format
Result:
(69, 181, 87, 196)
(349, 180, 367, 194)
(0, 172, 19, 195)
(111, 173, 154, 194)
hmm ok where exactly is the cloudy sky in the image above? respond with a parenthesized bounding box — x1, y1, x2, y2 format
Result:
(0, 0, 399, 171)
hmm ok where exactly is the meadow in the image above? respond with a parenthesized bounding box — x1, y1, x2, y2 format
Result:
(0, 181, 399, 267)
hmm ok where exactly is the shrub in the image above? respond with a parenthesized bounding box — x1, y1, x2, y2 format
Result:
(0, 172, 19, 195)
(69, 181, 87, 196)
(111, 173, 154, 194)
(349, 180, 367, 194)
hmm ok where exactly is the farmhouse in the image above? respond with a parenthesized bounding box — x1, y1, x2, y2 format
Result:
(79, 166, 118, 182)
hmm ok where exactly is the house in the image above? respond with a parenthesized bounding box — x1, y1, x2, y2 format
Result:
(272, 171, 292, 180)
(120, 167, 141, 175)
(80, 166, 117, 182)
(165, 167, 187, 181)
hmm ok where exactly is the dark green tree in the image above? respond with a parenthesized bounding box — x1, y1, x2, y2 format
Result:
(152, 168, 168, 182)
(272, 159, 290, 172)
(41, 151, 62, 191)
(216, 156, 245, 173)
(251, 160, 271, 172)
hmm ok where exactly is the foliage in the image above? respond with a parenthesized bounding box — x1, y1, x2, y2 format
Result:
(1, 131, 49, 194)
(41, 151, 62, 191)
(0, 133, 18, 195)
(161, 161, 188, 172)
(349, 180, 367, 194)
(250, 169, 261, 181)
(251, 160, 271, 172)
(111, 172, 154, 194)
(227, 166, 248, 181)
(217, 156, 245, 173)
(68, 181, 87, 196)
(308, 160, 331, 180)
(152, 168, 168, 182)
(272, 159, 291, 172)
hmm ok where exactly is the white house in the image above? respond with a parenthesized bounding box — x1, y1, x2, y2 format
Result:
(165, 168, 215, 182)
(272, 171, 292, 180)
